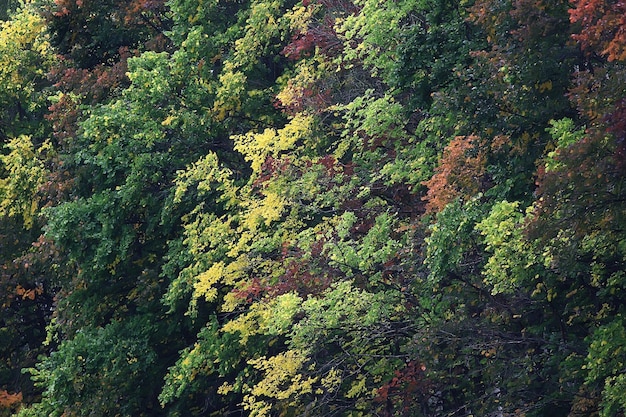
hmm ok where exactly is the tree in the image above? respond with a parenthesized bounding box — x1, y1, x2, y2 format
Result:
(9, 0, 626, 414)
(0, 4, 61, 412)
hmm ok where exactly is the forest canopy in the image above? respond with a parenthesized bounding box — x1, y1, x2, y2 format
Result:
(0, 0, 625, 416)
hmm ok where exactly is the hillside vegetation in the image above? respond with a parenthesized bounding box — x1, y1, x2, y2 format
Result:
(0, 0, 625, 415)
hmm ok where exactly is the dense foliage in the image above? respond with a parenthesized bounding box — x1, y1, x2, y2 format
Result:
(1, 0, 624, 416)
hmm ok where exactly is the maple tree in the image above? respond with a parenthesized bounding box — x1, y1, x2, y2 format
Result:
(569, 0, 626, 62)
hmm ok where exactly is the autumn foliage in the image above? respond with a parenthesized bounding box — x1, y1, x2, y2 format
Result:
(569, 0, 626, 61)
(0, 390, 21, 409)
(422, 135, 486, 213)
(1, 0, 625, 415)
